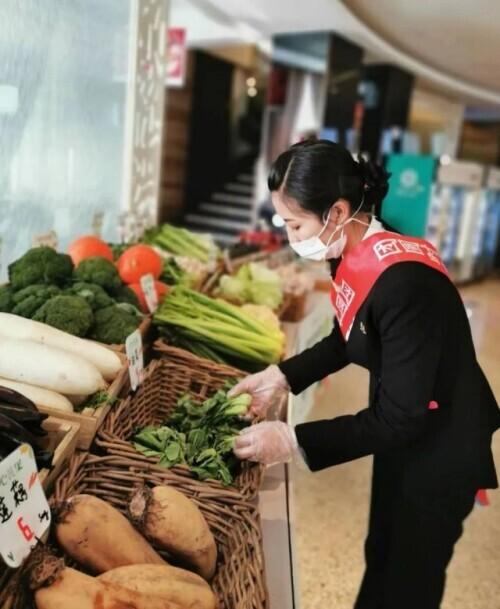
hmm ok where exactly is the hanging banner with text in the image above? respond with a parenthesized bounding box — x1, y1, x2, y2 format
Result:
(166, 27, 187, 87)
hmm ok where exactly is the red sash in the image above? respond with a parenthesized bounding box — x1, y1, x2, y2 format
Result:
(330, 231, 450, 340)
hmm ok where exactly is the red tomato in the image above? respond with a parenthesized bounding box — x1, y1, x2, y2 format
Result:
(117, 245, 163, 284)
(129, 280, 170, 313)
(68, 236, 113, 266)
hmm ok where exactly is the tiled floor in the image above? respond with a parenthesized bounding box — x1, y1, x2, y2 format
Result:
(292, 278, 500, 609)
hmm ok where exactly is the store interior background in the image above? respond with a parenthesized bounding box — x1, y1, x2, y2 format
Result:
(1, 1, 499, 608)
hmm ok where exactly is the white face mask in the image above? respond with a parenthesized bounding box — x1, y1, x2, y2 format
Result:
(289, 200, 368, 261)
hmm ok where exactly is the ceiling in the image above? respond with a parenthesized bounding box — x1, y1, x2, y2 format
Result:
(173, 0, 500, 106)
(344, 0, 500, 94)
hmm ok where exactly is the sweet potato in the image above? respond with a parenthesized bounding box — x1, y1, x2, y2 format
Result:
(98, 564, 217, 609)
(55, 494, 166, 573)
(129, 486, 217, 580)
(32, 556, 182, 609)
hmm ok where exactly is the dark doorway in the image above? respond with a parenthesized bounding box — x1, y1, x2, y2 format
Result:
(185, 51, 233, 210)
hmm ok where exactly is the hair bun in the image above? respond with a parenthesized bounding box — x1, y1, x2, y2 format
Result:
(358, 157, 391, 195)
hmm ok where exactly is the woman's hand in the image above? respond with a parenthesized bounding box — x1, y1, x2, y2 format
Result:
(233, 421, 298, 465)
(228, 365, 289, 418)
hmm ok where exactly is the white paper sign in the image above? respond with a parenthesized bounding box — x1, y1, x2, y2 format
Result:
(125, 329, 144, 391)
(0, 444, 51, 567)
(32, 230, 58, 249)
(140, 273, 158, 313)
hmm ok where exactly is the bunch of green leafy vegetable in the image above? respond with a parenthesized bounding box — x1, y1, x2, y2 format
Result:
(132, 385, 252, 485)
(216, 262, 283, 310)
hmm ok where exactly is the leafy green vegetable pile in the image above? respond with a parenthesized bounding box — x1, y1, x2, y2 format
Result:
(133, 386, 251, 485)
(1, 247, 143, 344)
(216, 262, 283, 310)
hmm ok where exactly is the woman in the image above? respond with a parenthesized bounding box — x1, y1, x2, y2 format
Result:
(231, 140, 499, 609)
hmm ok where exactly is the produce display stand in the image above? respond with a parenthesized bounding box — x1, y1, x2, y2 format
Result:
(34, 351, 130, 450)
(97, 355, 265, 500)
(38, 416, 80, 491)
(0, 452, 268, 609)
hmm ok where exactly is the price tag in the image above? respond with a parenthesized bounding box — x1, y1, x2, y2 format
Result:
(0, 444, 51, 567)
(125, 329, 144, 391)
(91, 211, 104, 237)
(32, 230, 58, 249)
(140, 273, 158, 313)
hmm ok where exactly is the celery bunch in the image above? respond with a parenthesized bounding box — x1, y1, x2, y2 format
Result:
(154, 287, 285, 367)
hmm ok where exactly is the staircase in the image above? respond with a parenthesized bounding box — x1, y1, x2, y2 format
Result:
(183, 169, 256, 246)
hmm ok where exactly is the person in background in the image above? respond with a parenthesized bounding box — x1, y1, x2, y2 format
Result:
(231, 140, 499, 609)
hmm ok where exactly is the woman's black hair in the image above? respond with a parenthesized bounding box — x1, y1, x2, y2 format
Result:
(268, 139, 390, 219)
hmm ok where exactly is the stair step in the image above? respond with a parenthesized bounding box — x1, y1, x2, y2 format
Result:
(237, 173, 254, 184)
(212, 192, 253, 206)
(225, 182, 254, 194)
(185, 213, 251, 232)
(199, 202, 252, 220)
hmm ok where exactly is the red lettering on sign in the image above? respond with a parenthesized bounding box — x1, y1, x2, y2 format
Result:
(17, 517, 34, 541)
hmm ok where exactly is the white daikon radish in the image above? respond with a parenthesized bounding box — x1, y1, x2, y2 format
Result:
(0, 313, 121, 381)
(0, 338, 105, 395)
(0, 378, 74, 412)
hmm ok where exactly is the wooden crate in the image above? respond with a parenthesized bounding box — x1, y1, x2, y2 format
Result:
(38, 417, 80, 492)
(35, 352, 130, 450)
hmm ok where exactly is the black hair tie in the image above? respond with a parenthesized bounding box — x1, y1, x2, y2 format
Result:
(358, 157, 391, 193)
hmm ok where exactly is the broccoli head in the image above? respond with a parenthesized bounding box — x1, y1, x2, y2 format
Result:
(8, 247, 74, 291)
(0, 285, 14, 312)
(73, 256, 122, 292)
(90, 304, 141, 344)
(113, 285, 141, 309)
(33, 295, 94, 337)
(12, 284, 61, 318)
(66, 282, 113, 311)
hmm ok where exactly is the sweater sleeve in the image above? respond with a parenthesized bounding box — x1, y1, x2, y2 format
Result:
(295, 265, 445, 471)
(278, 317, 349, 395)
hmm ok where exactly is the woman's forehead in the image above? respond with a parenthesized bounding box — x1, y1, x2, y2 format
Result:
(271, 191, 311, 219)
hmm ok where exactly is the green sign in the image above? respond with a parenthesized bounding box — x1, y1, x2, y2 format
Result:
(382, 154, 436, 237)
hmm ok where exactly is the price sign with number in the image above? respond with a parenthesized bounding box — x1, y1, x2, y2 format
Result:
(0, 444, 51, 567)
(140, 273, 158, 313)
(125, 329, 144, 391)
(32, 230, 58, 250)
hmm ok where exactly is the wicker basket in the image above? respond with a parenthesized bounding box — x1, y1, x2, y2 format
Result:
(0, 452, 268, 609)
(97, 353, 264, 500)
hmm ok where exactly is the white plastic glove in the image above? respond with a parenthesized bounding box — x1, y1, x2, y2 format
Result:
(228, 365, 289, 418)
(233, 421, 298, 465)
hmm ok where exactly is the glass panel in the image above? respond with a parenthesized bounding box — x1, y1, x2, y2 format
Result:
(0, 0, 132, 279)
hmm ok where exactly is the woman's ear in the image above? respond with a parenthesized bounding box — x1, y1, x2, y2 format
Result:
(330, 199, 351, 224)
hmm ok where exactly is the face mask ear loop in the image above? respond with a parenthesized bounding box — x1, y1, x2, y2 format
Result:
(317, 208, 332, 239)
